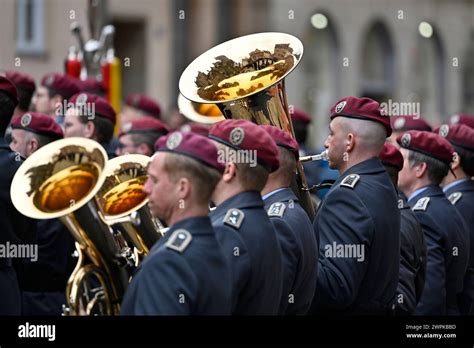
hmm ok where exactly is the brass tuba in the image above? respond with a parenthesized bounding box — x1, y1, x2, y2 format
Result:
(179, 32, 315, 220)
(96, 154, 166, 265)
(11, 138, 129, 315)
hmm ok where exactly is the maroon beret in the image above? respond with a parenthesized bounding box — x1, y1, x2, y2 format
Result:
(5, 71, 36, 92)
(0, 76, 19, 107)
(69, 93, 116, 125)
(155, 131, 224, 173)
(330, 96, 392, 136)
(11, 112, 63, 139)
(260, 125, 299, 160)
(449, 114, 474, 129)
(208, 119, 280, 172)
(397, 130, 454, 165)
(379, 142, 403, 172)
(41, 73, 80, 100)
(435, 124, 474, 152)
(120, 116, 169, 137)
(290, 108, 311, 124)
(125, 94, 161, 118)
(180, 123, 210, 137)
(391, 115, 432, 132)
(79, 78, 105, 95)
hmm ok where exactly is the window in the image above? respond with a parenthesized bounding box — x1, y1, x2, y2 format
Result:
(16, 0, 45, 55)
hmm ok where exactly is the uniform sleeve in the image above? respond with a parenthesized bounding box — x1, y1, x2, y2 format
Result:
(313, 188, 374, 310)
(121, 251, 198, 315)
(270, 217, 300, 314)
(414, 212, 446, 315)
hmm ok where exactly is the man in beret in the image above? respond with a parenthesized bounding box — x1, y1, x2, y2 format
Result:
(379, 142, 426, 315)
(32, 73, 80, 122)
(10, 112, 63, 158)
(311, 96, 400, 315)
(0, 76, 36, 315)
(387, 115, 432, 147)
(64, 92, 117, 158)
(8, 112, 76, 315)
(116, 116, 169, 157)
(397, 130, 469, 315)
(437, 123, 474, 314)
(120, 93, 161, 125)
(120, 131, 231, 315)
(208, 119, 283, 315)
(261, 125, 318, 315)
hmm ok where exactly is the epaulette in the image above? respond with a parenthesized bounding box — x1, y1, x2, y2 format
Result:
(165, 229, 192, 253)
(448, 192, 462, 205)
(223, 208, 245, 229)
(267, 202, 286, 218)
(340, 174, 360, 189)
(412, 197, 430, 211)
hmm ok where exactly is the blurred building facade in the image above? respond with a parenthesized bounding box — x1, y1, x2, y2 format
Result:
(0, 0, 473, 148)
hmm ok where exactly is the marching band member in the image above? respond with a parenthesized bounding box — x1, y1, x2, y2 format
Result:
(261, 125, 318, 315)
(120, 131, 232, 315)
(397, 130, 469, 315)
(207, 119, 283, 315)
(311, 96, 400, 315)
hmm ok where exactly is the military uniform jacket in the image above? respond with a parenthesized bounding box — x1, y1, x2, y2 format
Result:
(396, 195, 426, 315)
(312, 157, 400, 314)
(264, 188, 318, 315)
(120, 216, 232, 315)
(444, 179, 474, 315)
(210, 191, 283, 315)
(0, 139, 36, 315)
(409, 185, 469, 315)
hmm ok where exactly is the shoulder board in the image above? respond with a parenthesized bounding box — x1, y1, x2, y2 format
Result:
(448, 192, 462, 205)
(267, 202, 287, 218)
(165, 229, 192, 253)
(223, 208, 245, 229)
(340, 174, 360, 189)
(412, 197, 430, 211)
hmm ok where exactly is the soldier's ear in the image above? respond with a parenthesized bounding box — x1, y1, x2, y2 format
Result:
(222, 162, 236, 183)
(451, 152, 461, 171)
(346, 133, 355, 151)
(415, 161, 428, 178)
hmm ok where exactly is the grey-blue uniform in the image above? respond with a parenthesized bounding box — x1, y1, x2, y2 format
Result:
(395, 195, 427, 315)
(210, 191, 283, 315)
(263, 187, 318, 315)
(443, 178, 474, 314)
(0, 138, 36, 314)
(408, 185, 469, 315)
(21, 219, 76, 315)
(120, 216, 232, 315)
(312, 157, 400, 314)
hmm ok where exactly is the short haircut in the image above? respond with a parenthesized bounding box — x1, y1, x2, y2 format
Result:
(0, 91, 16, 135)
(215, 142, 269, 191)
(130, 132, 166, 154)
(25, 131, 58, 148)
(163, 152, 222, 205)
(339, 117, 386, 153)
(78, 115, 114, 144)
(408, 150, 449, 185)
(273, 146, 297, 186)
(47, 87, 70, 101)
(453, 145, 474, 177)
(17, 86, 34, 111)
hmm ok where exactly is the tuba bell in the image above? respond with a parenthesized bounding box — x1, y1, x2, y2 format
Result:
(179, 32, 315, 220)
(96, 154, 166, 265)
(11, 137, 129, 315)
